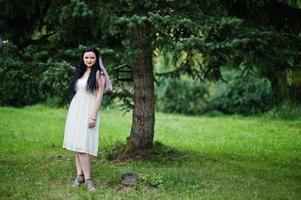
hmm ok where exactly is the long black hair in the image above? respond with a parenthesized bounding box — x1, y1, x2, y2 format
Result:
(70, 47, 103, 97)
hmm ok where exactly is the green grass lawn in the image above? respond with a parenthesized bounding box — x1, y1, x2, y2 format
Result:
(0, 105, 300, 200)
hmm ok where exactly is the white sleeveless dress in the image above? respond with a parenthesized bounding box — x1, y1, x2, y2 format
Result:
(63, 76, 100, 156)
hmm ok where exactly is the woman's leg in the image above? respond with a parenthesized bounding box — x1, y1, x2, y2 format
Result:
(78, 152, 91, 179)
(73, 152, 85, 187)
(75, 153, 84, 176)
(78, 152, 96, 190)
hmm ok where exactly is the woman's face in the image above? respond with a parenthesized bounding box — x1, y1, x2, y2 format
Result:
(83, 52, 96, 68)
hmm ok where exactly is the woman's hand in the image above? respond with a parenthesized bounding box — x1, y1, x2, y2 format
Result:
(88, 117, 96, 128)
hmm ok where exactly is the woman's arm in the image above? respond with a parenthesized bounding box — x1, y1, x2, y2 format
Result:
(88, 70, 106, 128)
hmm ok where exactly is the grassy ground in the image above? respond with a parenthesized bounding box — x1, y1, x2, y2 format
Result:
(0, 105, 300, 200)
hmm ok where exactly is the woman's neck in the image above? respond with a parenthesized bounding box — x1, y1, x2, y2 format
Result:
(86, 67, 91, 73)
(82, 68, 91, 79)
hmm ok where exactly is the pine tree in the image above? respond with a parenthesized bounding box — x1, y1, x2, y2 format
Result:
(1, 0, 301, 151)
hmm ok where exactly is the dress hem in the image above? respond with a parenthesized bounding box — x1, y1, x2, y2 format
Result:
(63, 146, 97, 156)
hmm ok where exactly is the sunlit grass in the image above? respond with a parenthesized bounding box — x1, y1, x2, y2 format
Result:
(0, 105, 300, 199)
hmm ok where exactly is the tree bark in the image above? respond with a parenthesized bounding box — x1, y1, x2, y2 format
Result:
(263, 67, 290, 103)
(128, 25, 155, 149)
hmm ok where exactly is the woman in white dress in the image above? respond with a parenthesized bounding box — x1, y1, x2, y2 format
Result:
(63, 47, 105, 190)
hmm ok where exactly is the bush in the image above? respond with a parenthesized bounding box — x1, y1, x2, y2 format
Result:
(208, 76, 273, 115)
(0, 43, 46, 106)
(0, 43, 78, 107)
(0, 43, 114, 108)
(156, 78, 208, 115)
(41, 59, 74, 106)
(265, 102, 301, 120)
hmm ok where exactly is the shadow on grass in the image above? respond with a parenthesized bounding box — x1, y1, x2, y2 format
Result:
(98, 141, 213, 165)
(97, 141, 301, 173)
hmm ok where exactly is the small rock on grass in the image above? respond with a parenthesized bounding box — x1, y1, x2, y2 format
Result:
(121, 172, 139, 186)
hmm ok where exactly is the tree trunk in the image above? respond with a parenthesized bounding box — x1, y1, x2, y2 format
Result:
(264, 67, 290, 103)
(128, 25, 155, 149)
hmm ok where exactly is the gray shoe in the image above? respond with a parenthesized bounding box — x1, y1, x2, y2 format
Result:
(73, 175, 85, 187)
(85, 179, 96, 191)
